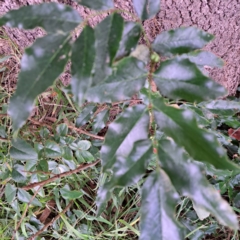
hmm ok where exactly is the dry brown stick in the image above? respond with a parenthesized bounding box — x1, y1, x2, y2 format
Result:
(67, 125, 104, 140)
(39, 199, 56, 224)
(0, 114, 104, 140)
(12, 186, 42, 240)
(27, 200, 73, 240)
(21, 160, 100, 190)
(22, 170, 57, 175)
(30, 118, 104, 140)
(28, 118, 51, 129)
(0, 136, 9, 141)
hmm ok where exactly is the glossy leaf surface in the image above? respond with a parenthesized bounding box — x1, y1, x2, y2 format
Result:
(177, 50, 224, 68)
(100, 105, 150, 171)
(86, 57, 147, 103)
(150, 92, 238, 170)
(56, 123, 68, 137)
(17, 189, 42, 207)
(76, 104, 97, 127)
(12, 166, 27, 183)
(92, 14, 124, 85)
(71, 26, 96, 105)
(92, 109, 109, 133)
(158, 139, 238, 229)
(154, 58, 226, 102)
(60, 188, 83, 200)
(9, 34, 70, 130)
(140, 171, 185, 240)
(5, 184, 17, 203)
(199, 100, 240, 116)
(133, 0, 161, 20)
(41, 140, 62, 158)
(10, 138, 38, 161)
(75, 0, 114, 10)
(116, 22, 142, 60)
(97, 140, 152, 214)
(97, 105, 150, 214)
(0, 3, 82, 33)
(70, 140, 91, 151)
(152, 27, 214, 57)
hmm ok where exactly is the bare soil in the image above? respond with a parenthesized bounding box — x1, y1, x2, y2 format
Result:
(0, 0, 239, 94)
(156, 0, 240, 95)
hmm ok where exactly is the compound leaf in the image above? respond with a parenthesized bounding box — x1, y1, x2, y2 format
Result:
(157, 139, 238, 230)
(71, 25, 96, 105)
(133, 0, 161, 20)
(140, 170, 185, 240)
(75, 0, 114, 10)
(0, 3, 82, 33)
(8, 33, 71, 130)
(152, 27, 214, 57)
(86, 57, 147, 103)
(149, 92, 238, 170)
(154, 58, 226, 102)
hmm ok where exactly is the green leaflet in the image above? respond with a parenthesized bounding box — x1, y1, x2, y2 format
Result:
(86, 57, 147, 103)
(17, 189, 42, 207)
(75, 0, 114, 10)
(152, 27, 214, 57)
(115, 22, 142, 60)
(100, 105, 150, 171)
(5, 184, 17, 203)
(97, 106, 151, 215)
(76, 104, 97, 127)
(133, 0, 161, 20)
(0, 3, 82, 33)
(71, 26, 96, 106)
(60, 188, 83, 200)
(56, 123, 68, 137)
(108, 14, 124, 65)
(157, 138, 238, 230)
(140, 171, 185, 240)
(199, 100, 240, 116)
(97, 140, 152, 215)
(10, 138, 38, 161)
(177, 50, 224, 68)
(149, 91, 239, 170)
(12, 165, 27, 183)
(8, 33, 71, 130)
(92, 13, 124, 85)
(92, 109, 109, 133)
(40, 140, 62, 158)
(153, 58, 226, 102)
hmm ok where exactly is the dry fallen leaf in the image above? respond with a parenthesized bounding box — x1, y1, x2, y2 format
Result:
(228, 128, 240, 141)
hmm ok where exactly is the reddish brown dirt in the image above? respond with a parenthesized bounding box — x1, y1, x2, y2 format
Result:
(156, 0, 240, 95)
